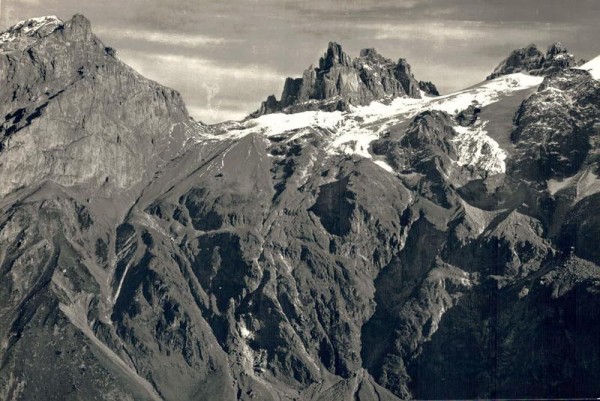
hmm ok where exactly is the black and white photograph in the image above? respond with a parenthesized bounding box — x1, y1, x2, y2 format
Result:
(0, 1, 599, 400)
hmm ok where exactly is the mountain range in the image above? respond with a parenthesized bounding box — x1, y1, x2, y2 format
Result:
(1, 14, 600, 401)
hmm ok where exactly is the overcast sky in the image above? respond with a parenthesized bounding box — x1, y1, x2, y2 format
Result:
(2, 0, 599, 123)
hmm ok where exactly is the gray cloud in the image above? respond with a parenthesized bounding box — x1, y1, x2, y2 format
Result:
(94, 27, 235, 48)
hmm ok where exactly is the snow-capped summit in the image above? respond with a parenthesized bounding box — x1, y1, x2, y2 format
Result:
(11, 15, 62, 31)
(0, 15, 63, 52)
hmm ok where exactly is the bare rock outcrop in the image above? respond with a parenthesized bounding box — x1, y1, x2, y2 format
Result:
(487, 42, 575, 79)
(252, 42, 438, 117)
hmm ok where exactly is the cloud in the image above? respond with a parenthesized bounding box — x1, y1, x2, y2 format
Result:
(126, 52, 284, 82)
(119, 50, 286, 123)
(187, 105, 254, 124)
(284, 0, 421, 12)
(356, 20, 576, 45)
(95, 27, 234, 48)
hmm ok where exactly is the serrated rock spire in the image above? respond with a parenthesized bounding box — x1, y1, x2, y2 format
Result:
(252, 42, 438, 117)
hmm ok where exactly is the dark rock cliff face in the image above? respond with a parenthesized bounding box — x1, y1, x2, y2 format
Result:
(509, 68, 600, 180)
(487, 42, 576, 79)
(251, 42, 439, 117)
(1, 15, 600, 401)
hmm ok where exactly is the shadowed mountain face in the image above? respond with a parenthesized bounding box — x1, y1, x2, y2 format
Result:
(1, 14, 600, 401)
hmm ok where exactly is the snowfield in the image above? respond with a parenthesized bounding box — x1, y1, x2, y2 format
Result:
(210, 72, 545, 175)
(577, 55, 600, 80)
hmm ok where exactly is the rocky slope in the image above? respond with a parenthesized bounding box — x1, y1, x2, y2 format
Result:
(1, 14, 600, 401)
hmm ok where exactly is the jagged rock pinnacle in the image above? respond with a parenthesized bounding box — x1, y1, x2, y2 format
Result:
(320, 41, 352, 69)
(251, 42, 438, 117)
(487, 41, 575, 79)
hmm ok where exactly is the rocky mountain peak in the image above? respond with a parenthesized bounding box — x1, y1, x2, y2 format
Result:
(359, 47, 379, 58)
(251, 42, 438, 117)
(358, 47, 391, 66)
(320, 41, 352, 69)
(487, 41, 576, 79)
(64, 13, 94, 41)
(546, 41, 568, 56)
(0, 15, 63, 52)
(0, 14, 195, 199)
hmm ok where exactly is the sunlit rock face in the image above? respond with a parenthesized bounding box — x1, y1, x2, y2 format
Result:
(1, 15, 600, 401)
(252, 42, 438, 117)
(0, 15, 196, 199)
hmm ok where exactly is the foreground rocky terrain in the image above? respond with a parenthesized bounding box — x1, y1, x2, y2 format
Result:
(1, 14, 600, 401)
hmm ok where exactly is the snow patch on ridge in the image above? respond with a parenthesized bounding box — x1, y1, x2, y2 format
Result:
(239, 322, 253, 339)
(326, 119, 377, 159)
(546, 167, 600, 201)
(453, 121, 507, 174)
(547, 175, 577, 195)
(429, 73, 544, 115)
(243, 110, 344, 138)
(374, 159, 396, 173)
(575, 169, 600, 202)
(0, 16, 62, 49)
(577, 55, 600, 80)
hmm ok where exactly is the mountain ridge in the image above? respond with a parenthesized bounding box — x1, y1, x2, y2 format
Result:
(487, 41, 577, 79)
(1, 14, 600, 401)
